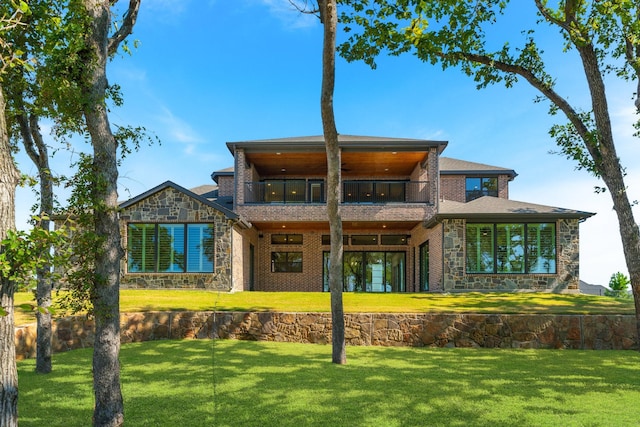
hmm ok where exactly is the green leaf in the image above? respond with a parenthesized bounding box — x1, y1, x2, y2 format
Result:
(18, 303, 34, 311)
(18, 1, 29, 13)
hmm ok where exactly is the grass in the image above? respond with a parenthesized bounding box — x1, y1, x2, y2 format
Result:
(14, 290, 635, 326)
(17, 339, 640, 426)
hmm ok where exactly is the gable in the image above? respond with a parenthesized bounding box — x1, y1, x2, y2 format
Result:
(119, 180, 237, 221)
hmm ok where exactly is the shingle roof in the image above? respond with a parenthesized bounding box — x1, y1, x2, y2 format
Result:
(189, 184, 218, 198)
(437, 196, 594, 220)
(439, 157, 517, 178)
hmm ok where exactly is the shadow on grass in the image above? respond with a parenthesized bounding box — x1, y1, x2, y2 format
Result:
(19, 340, 640, 426)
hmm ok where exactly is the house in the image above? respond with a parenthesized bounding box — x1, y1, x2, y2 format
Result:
(119, 135, 594, 293)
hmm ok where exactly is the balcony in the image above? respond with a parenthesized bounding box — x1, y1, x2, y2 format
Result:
(244, 180, 430, 204)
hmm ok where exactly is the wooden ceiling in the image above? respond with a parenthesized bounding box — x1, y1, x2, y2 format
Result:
(245, 151, 428, 177)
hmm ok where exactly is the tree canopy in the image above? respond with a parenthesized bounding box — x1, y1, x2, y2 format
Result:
(338, 0, 640, 338)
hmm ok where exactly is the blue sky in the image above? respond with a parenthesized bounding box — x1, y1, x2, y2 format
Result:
(14, 0, 640, 287)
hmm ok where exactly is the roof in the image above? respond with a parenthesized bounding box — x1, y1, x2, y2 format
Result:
(119, 180, 238, 219)
(211, 166, 234, 183)
(436, 196, 594, 221)
(189, 184, 218, 199)
(440, 157, 517, 179)
(226, 134, 449, 153)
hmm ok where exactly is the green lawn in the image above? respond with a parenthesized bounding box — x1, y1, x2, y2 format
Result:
(17, 339, 640, 426)
(14, 290, 635, 326)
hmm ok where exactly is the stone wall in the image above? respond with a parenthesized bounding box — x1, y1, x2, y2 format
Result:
(15, 312, 637, 360)
(119, 186, 235, 290)
(442, 218, 581, 292)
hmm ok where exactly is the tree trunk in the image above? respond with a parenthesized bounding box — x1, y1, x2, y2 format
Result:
(320, 0, 346, 365)
(577, 44, 640, 343)
(18, 113, 53, 374)
(0, 85, 21, 427)
(81, 1, 124, 425)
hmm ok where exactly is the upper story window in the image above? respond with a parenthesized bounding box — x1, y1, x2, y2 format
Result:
(127, 223, 215, 273)
(465, 177, 498, 202)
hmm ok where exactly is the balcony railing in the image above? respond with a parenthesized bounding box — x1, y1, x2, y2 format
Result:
(244, 180, 430, 204)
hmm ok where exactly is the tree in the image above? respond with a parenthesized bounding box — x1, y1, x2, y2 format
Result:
(73, 1, 140, 424)
(606, 272, 631, 298)
(339, 0, 640, 340)
(3, 0, 62, 375)
(0, 3, 29, 425)
(320, 0, 347, 364)
(291, 0, 346, 364)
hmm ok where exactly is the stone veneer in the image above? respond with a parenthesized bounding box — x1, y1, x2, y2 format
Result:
(442, 218, 580, 292)
(15, 311, 637, 360)
(119, 187, 235, 290)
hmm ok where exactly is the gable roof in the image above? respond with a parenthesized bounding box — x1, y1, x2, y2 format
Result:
(439, 157, 517, 179)
(119, 180, 238, 219)
(436, 196, 594, 221)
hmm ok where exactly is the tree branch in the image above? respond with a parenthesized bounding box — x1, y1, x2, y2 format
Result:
(107, 0, 140, 56)
(455, 51, 595, 152)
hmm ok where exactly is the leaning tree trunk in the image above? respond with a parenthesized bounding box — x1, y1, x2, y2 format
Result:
(577, 43, 640, 343)
(81, 1, 124, 425)
(0, 85, 21, 426)
(320, 0, 346, 365)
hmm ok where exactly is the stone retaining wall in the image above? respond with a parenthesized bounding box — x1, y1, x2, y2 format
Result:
(15, 312, 638, 360)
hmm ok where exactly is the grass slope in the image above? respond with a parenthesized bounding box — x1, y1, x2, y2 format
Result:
(14, 290, 634, 326)
(18, 340, 640, 426)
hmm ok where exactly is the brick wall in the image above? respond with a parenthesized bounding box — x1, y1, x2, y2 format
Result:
(217, 176, 234, 197)
(440, 174, 511, 203)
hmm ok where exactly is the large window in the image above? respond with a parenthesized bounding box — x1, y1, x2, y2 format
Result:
(466, 223, 556, 274)
(127, 223, 214, 273)
(466, 177, 498, 202)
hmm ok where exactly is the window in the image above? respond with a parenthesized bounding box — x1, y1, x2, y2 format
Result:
(380, 235, 409, 245)
(271, 234, 303, 245)
(466, 177, 498, 202)
(271, 252, 303, 272)
(263, 179, 306, 203)
(343, 181, 407, 203)
(127, 223, 214, 273)
(351, 235, 378, 245)
(466, 223, 556, 274)
(321, 235, 349, 245)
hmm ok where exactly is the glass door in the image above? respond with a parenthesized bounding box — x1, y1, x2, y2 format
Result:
(420, 241, 429, 291)
(366, 252, 385, 292)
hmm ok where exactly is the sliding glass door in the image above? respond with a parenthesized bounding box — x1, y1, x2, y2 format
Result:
(323, 251, 406, 292)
